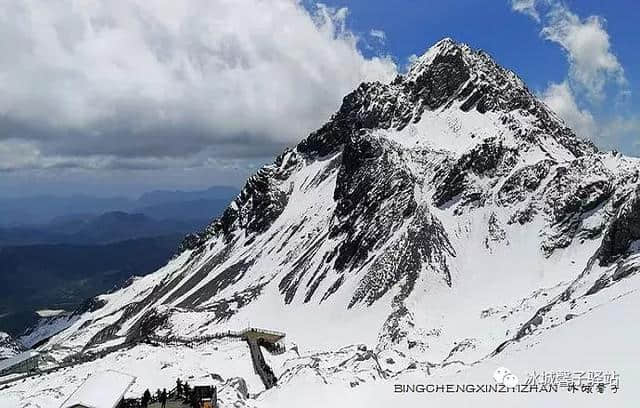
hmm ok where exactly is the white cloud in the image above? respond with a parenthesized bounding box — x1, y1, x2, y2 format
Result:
(541, 81, 597, 140)
(601, 116, 640, 152)
(510, 0, 626, 102)
(510, 0, 636, 155)
(541, 82, 640, 155)
(510, 0, 540, 22)
(0, 140, 43, 171)
(369, 29, 386, 44)
(0, 0, 397, 171)
(542, 7, 626, 101)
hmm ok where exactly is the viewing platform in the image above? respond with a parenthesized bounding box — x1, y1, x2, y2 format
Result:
(146, 327, 286, 389)
(239, 327, 285, 344)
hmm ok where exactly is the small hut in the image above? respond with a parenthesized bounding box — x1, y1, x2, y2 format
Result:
(193, 385, 217, 408)
(60, 370, 136, 408)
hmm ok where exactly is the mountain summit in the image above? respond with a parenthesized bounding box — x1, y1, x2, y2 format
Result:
(6, 39, 640, 407)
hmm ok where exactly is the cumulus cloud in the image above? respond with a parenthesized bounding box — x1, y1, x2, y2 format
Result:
(542, 8, 626, 101)
(540, 82, 640, 153)
(510, 0, 637, 155)
(541, 81, 597, 140)
(0, 0, 397, 171)
(511, 0, 626, 102)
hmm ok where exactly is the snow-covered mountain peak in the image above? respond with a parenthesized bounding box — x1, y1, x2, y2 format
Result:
(405, 37, 470, 78)
(297, 37, 596, 164)
(405, 37, 524, 96)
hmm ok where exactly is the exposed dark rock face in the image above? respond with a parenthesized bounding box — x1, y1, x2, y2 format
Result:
(179, 150, 299, 250)
(76, 297, 108, 315)
(179, 38, 595, 266)
(278, 232, 328, 304)
(433, 138, 518, 207)
(485, 212, 507, 248)
(543, 159, 613, 224)
(223, 163, 293, 236)
(85, 284, 177, 348)
(0, 332, 24, 359)
(178, 259, 255, 307)
(536, 157, 615, 255)
(331, 133, 417, 272)
(125, 309, 169, 344)
(405, 39, 595, 157)
(200, 283, 267, 323)
(497, 159, 554, 205)
(495, 174, 640, 354)
(598, 188, 640, 264)
(163, 244, 234, 305)
(350, 205, 454, 308)
(409, 50, 471, 111)
(85, 323, 121, 349)
(297, 82, 413, 157)
(178, 233, 203, 252)
(297, 38, 595, 163)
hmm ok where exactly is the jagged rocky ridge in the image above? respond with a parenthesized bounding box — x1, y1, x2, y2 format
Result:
(36, 38, 640, 387)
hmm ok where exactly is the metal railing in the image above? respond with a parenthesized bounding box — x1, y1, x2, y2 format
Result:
(147, 327, 285, 345)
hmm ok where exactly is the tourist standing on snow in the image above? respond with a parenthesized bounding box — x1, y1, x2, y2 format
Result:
(141, 389, 151, 408)
(160, 388, 167, 408)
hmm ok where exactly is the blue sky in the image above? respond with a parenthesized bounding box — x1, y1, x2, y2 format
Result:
(0, 0, 637, 196)
(311, 0, 569, 84)
(309, 0, 637, 85)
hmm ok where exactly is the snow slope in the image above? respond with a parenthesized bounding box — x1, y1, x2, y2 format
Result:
(258, 285, 640, 408)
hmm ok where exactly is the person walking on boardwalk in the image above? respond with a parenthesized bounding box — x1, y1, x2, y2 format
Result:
(176, 378, 183, 397)
(160, 388, 168, 408)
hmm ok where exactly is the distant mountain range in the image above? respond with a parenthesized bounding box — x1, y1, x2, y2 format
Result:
(137, 186, 239, 206)
(0, 185, 239, 336)
(0, 235, 183, 335)
(0, 185, 239, 227)
(0, 211, 202, 247)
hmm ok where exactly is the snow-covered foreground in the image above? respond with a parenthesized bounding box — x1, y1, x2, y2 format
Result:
(2, 286, 638, 407)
